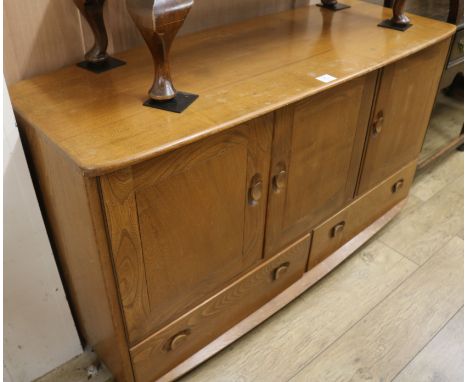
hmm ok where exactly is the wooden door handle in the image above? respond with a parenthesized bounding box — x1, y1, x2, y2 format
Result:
(273, 262, 290, 281)
(392, 179, 405, 193)
(372, 111, 384, 135)
(273, 169, 287, 191)
(168, 331, 189, 351)
(249, 175, 263, 205)
(331, 221, 346, 237)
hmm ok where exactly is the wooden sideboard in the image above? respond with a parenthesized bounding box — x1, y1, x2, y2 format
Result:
(10, 2, 454, 381)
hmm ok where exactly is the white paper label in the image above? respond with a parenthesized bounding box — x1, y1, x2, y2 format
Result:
(315, 74, 337, 83)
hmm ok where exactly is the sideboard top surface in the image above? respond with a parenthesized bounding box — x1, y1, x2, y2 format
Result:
(10, 0, 455, 177)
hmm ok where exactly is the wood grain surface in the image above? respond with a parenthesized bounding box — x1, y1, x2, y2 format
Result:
(358, 39, 451, 194)
(4, 0, 305, 84)
(130, 235, 311, 382)
(10, 1, 455, 176)
(308, 160, 417, 269)
(174, 200, 412, 382)
(100, 116, 273, 345)
(264, 73, 376, 256)
(19, 118, 134, 382)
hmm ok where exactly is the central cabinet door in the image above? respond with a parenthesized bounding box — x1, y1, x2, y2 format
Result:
(101, 115, 273, 345)
(264, 73, 377, 256)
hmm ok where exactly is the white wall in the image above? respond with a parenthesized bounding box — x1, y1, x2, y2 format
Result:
(3, 79, 82, 381)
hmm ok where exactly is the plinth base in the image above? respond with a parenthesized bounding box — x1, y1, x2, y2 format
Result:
(77, 57, 126, 73)
(143, 92, 199, 113)
(378, 19, 413, 31)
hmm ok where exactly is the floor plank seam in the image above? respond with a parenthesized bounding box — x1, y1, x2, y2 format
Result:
(285, 259, 422, 382)
(375, 239, 421, 267)
(286, 233, 464, 382)
(378, 163, 463, 265)
(389, 305, 464, 382)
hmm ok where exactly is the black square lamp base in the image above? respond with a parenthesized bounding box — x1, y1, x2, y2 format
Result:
(316, 2, 351, 11)
(76, 57, 126, 74)
(378, 19, 413, 31)
(143, 92, 199, 114)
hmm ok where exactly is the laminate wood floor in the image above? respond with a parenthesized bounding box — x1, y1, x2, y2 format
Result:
(182, 150, 464, 382)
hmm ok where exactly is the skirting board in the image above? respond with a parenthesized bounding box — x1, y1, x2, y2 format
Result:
(157, 198, 407, 382)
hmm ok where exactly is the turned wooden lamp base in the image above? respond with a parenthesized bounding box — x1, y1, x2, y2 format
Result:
(378, 19, 412, 31)
(379, 0, 412, 31)
(143, 92, 199, 114)
(316, 2, 350, 11)
(77, 57, 126, 74)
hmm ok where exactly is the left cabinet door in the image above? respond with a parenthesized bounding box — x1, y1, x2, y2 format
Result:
(100, 115, 273, 345)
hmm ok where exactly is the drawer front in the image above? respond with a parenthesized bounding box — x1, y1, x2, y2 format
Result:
(308, 161, 417, 270)
(449, 29, 464, 65)
(130, 235, 311, 382)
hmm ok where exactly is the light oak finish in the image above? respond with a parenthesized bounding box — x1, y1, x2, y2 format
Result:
(179, 153, 463, 382)
(308, 160, 417, 269)
(3, 0, 303, 85)
(19, 118, 134, 382)
(131, 235, 311, 382)
(358, 39, 451, 194)
(100, 116, 273, 345)
(265, 73, 377, 256)
(10, 2, 455, 381)
(173, 200, 413, 382)
(9, 1, 455, 176)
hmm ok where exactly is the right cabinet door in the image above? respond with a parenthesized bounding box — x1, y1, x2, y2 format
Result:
(358, 39, 450, 194)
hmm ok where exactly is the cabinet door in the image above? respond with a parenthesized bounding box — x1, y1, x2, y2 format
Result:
(264, 73, 377, 256)
(101, 115, 273, 345)
(358, 40, 451, 194)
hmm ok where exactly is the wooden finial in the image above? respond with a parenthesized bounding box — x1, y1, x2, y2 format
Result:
(390, 0, 410, 26)
(378, 0, 411, 31)
(73, 0, 109, 63)
(126, 0, 194, 101)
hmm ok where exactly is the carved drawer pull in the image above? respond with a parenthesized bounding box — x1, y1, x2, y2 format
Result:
(273, 262, 290, 281)
(273, 169, 288, 191)
(249, 175, 263, 205)
(392, 179, 405, 193)
(168, 331, 190, 351)
(372, 111, 384, 135)
(331, 221, 346, 237)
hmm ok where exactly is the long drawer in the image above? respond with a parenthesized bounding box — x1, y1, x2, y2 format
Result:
(131, 235, 311, 382)
(307, 161, 417, 270)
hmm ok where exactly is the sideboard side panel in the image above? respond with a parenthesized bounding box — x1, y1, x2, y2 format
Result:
(19, 121, 134, 382)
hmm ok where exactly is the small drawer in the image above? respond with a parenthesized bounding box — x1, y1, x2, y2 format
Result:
(449, 29, 464, 65)
(308, 161, 417, 270)
(131, 235, 311, 382)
